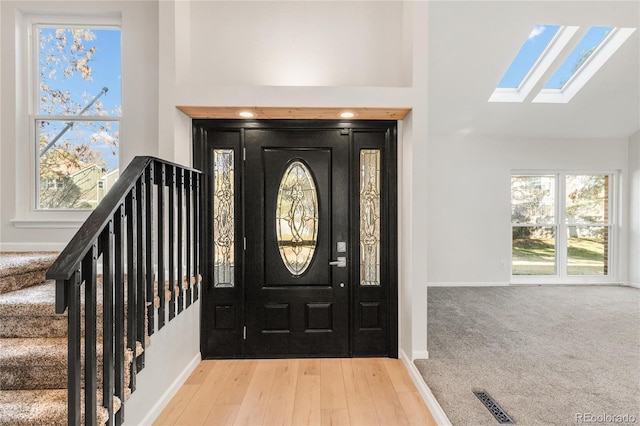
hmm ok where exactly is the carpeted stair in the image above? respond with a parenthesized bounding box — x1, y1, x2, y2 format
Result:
(0, 252, 146, 425)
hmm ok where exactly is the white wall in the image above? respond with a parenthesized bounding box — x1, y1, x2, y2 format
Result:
(0, 1, 200, 422)
(187, 1, 408, 88)
(163, 0, 429, 363)
(629, 131, 640, 287)
(427, 135, 630, 285)
(124, 301, 201, 425)
(0, 0, 159, 250)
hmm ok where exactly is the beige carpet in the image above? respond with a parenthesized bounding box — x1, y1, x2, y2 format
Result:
(415, 285, 640, 426)
(0, 252, 58, 294)
(0, 253, 140, 425)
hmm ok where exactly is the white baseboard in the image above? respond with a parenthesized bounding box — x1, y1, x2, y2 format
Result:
(428, 282, 510, 287)
(0, 242, 67, 252)
(413, 350, 429, 359)
(399, 349, 451, 426)
(627, 282, 640, 289)
(137, 352, 201, 425)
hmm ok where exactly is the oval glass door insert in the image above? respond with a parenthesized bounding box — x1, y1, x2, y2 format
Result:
(276, 161, 319, 275)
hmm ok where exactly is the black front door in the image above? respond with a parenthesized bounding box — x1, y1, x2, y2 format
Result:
(244, 129, 349, 356)
(194, 120, 397, 359)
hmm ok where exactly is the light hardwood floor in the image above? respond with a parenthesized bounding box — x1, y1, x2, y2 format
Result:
(154, 358, 437, 426)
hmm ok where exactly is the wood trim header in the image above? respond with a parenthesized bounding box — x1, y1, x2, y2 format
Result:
(176, 106, 411, 120)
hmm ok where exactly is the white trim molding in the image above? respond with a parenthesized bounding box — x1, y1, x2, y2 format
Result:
(0, 242, 67, 252)
(399, 349, 452, 426)
(11, 219, 84, 229)
(428, 282, 510, 287)
(412, 350, 429, 359)
(627, 282, 640, 289)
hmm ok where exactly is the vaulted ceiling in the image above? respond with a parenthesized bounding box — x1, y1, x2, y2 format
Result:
(427, 1, 639, 139)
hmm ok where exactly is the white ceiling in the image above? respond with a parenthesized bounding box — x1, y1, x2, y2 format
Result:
(427, 1, 640, 139)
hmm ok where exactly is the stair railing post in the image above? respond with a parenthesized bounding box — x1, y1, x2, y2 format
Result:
(83, 244, 98, 426)
(66, 271, 82, 426)
(156, 163, 166, 329)
(101, 221, 115, 426)
(125, 189, 138, 391)
(185, 171, 193, 307)
(145, 162, 155, 336)
(114, 205, 125, 424)
(168, 165, 176, 320)
(177, 168, 184, 314)
(194, 173, 200, 300)
(136, 174, 147, 370)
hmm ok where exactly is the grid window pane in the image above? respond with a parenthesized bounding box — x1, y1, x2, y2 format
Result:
(565, 175, 609, 224)
(38, 27, 121, 117)
(567, 226, 609, 276)
(37, 119, 119, 209)
(511, 175, 555, 224)
(512, 226, 556, 275)
(36, 25, 121, 211)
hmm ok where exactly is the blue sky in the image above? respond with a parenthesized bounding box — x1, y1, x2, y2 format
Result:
(498, 25, 560, 88)
(544, 26, 612, 89)
(498, 24, 612, 90)
(39, 27, 121, 171)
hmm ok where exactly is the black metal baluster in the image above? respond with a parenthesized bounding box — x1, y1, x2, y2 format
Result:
(66, 272, 81, 426)
(101, 223, 115, 426)
(84, 245, 98, 426)
(177, 169, 184, 314)
(125, 190, 138, 392)
(114, 206, 125, 424)
(168, 166, 176, 320)
(136, 174, 146, 371)
(145, 163, 155, 336)
(185, 171, 192, 308)
(194, 173, 200, 300)
(46, 158, 202, 426)
(157, 164, 166, 329)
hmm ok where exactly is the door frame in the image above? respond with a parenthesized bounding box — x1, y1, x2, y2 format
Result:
(193, 119, 398, 358)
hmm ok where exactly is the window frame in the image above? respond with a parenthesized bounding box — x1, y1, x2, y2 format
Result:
(12, 13, 122, 228)
(511, 170, 617, 284)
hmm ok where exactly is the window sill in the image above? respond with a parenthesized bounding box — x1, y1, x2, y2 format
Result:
(11, 218, 86, 229)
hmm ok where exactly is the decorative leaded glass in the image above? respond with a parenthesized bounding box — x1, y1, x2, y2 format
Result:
(360, 150, 381, 286)
(276, 161, 319, 276)
(213, 149, 234, 287)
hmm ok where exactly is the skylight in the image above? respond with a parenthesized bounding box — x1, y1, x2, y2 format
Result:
(544, 26, 613, 89)
(489, 25, 578, 103)
(497, 25, 560, 89)
(534, 26, 637, 103)
(490, 24, 637, 104)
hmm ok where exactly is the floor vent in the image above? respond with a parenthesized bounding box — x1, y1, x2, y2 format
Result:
(473, 391, 515, 424)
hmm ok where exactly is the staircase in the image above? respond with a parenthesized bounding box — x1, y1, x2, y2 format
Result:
(0, 157, 202, 426)
(0, 252, 148, 425)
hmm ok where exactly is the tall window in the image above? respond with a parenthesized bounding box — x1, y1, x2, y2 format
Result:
(511, 173, 614, 279)
(565, 175, 610, 275)
(33, 23, 121, 210)
(511, 175, 557, 275)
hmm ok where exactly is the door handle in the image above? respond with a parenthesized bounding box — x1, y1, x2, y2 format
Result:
(329, 257, 347, 267)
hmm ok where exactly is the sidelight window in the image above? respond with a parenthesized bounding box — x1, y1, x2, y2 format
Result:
(360, 150, 381, 286)
(213, 149, 235, 287)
